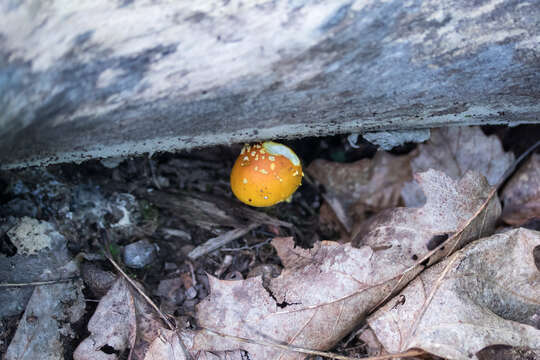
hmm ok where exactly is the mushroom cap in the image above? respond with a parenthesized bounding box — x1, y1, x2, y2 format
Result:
(230, 141, 303, 207)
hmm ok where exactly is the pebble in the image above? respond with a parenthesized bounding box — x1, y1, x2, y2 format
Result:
(123, 239, 157, 268)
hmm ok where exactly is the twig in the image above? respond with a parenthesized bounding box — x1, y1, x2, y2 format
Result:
(104, 253, 192, 360)
(0, 277, 79, 287)
(220, 237, 272, 251)
(186, 260, 198, 286)
(201, 327, 425, 360)
(188, 223, 259, 260)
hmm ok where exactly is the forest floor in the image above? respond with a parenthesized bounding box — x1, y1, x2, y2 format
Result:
(1, 124, 539, 360)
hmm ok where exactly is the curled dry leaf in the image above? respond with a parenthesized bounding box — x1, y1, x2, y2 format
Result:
(368, 228, 540, 360)
(307, 151, 414, 232)
(74, 278, 136, 360)
(401, 126, 514, 207)
(192, 170, 500, 360)
(501, 153, 540, 225)
(75, 277, 163, 360)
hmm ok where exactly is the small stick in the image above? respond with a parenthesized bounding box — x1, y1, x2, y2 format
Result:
(0, 277, 79, 287)
(188, 223, 259, 260)
(201, 327, 425, 360)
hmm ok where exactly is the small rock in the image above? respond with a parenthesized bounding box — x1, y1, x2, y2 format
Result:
(123, 239, 157, 269)
(81, 262, 117, 298)
(185, 286, 198, 300)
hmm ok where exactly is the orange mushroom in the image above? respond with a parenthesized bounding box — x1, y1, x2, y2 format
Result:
(230, 141, 303, 207)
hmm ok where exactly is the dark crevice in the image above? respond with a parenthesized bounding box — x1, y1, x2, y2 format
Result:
(427, 233, 450, 250)
(533, 245, 540, 272)
(0, 233, 17, 257)
(261, 283, 300, 309)
(100, 344, 120, 355)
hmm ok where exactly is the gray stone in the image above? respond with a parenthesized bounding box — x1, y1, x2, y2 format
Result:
(0, 218, 72, 318)
(5, 260, 85, 360)
(122, 239, 157, 269)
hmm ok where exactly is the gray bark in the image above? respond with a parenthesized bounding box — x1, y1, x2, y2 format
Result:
(1, 0, 539, 169)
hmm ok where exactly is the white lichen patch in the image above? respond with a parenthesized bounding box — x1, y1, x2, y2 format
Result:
(7, 217, 56, 256)
(109, 193, 137, 229)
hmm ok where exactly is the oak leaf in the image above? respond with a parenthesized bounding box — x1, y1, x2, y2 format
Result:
(368, 228, 540, 360)
(401, 126, 514, 207)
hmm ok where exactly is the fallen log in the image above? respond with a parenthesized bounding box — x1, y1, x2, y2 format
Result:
(1, 0, 538, 169)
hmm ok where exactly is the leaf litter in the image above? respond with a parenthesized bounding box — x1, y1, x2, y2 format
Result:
(1, 126, 539, 360)
(308, 151, 415, 236)
(368, 228, 540, 359)
(193, 169, 500, 359)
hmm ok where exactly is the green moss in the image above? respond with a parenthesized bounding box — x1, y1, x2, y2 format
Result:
(139, 199, 159, 222)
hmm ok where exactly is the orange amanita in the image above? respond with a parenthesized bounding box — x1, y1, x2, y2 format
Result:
(230, 141, 303, 207)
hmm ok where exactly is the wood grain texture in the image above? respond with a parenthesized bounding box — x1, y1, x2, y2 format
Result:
(1, 0, 539, 168)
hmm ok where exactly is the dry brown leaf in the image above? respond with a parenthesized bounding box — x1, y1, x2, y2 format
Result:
(192, 170, 499, 360)
(308, 151, 414, 232)
(144, 329, 246, 360)
(354, 169, 500, 268)
(144, 329, 189, 360)
(501, 153, 540, 225)
(75, 278, 136, 360)
(75, 277, 164, 360)
(476, 344, 540, 360)
(368, 228, 540, 360)
(401, 126, 514, 207)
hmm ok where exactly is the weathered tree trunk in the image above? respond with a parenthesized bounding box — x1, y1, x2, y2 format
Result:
(1, 0, 538, 169)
